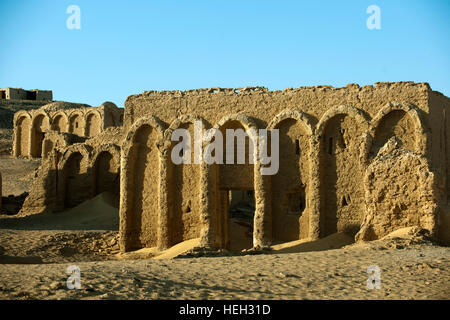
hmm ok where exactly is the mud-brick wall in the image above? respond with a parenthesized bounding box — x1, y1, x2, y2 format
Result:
(13, 102, 124, 159)
(6, 88, 27, 100)
(124, 83, 431, 134)
(320, 114, 366, 237)
(428, 91, 450, 245)
(169, 123, 202, 244)
(357, 144, 438, 241)
(35, 90, 53, 101)
(272, 118, 310, 241)
(125, 125, 161, 249)
(20, 141, 121, 216)
(120, 82, 448, 252)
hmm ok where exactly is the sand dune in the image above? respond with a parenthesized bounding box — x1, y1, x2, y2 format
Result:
(0, 192, 119, 231)
(154, 238, 201, 260)
(61, 192, 119, 230)
(270, 232, 355, 254)
(116, 239, 201, 260)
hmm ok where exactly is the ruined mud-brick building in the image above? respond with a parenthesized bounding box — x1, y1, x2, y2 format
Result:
(119, 82, 450, 252)
(13, 101, 125, 216)
(19, 126, 124, 216)
(13, 101, 124, 159)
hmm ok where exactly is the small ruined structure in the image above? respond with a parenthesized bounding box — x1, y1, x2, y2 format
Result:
(13, 101, 124, 159)
(119, 82, 450, 252)
(0, 88, 52, 101)
(19, 127, 123, 215)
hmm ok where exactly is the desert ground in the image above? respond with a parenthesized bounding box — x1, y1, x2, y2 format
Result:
(0, 155, 449, 300)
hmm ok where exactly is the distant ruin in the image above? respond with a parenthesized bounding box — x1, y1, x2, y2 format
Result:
(9, 82, 450, 252)
(13, 102, 124, 159)
(0, 88, 52, 101)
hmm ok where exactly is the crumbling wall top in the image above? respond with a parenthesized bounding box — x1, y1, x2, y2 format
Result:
(126, 82, 432, 103)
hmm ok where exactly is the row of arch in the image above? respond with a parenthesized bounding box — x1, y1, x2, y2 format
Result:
(119, 102, 428, 252)
(13, 108, 122, 158)
(56, 144, 121, 210)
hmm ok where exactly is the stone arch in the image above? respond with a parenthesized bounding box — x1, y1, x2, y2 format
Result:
(213, 114, 259, 251)
(68, 110, 85, 136)
(51, 112, 69, 133)
(215, 113, 259, 132)
(91, 144, 120, 196)
(369, 102, 427, 156)
(30, 112, 51, 158)
(121, 116, 166, 251)
(164, 115, 208, 246)
(58, 145, 91, 209)
(318, 106, 370, 237)
(267, 110, 315, 242)
(267, 109, 315, 135)
(316, 105, 370, 137)
(13, 111, 32, 158)
(85, 110, 102, 137)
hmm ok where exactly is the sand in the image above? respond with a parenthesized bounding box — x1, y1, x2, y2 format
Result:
(0, 156, 41, 196)
(270, 232, 355, 253)
(0, 236, 448, 300)
(1, 198, 449, 300)
(0, 157, 449, 300)
(0, 192, 119, 230)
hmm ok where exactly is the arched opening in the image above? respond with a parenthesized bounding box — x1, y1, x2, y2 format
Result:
(271, 118, 310, 242)
(86, 113, 101, 137)
(217, 120, 255, 251)
(15, 116, 31, 157)
(372, 110, 416, 156)
(63, 152, 86, 208)
(320, 114, 365, 237)
(51, 114, 68, 133)
(127, 125, 160, 249)
(69, 114, 84, 136)
(31, 114, 50, 158)
(93, 151, 119, 196)
(169, 122, 201, 245)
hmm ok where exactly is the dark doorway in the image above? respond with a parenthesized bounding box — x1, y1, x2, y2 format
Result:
(64, 153, 83, 208)
(32, 132, 45, 158)
(222, 189, 255, 251)
(26, 91, 37, 100)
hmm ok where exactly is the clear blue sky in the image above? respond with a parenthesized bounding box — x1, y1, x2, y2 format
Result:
(0, 0, 449, 107)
